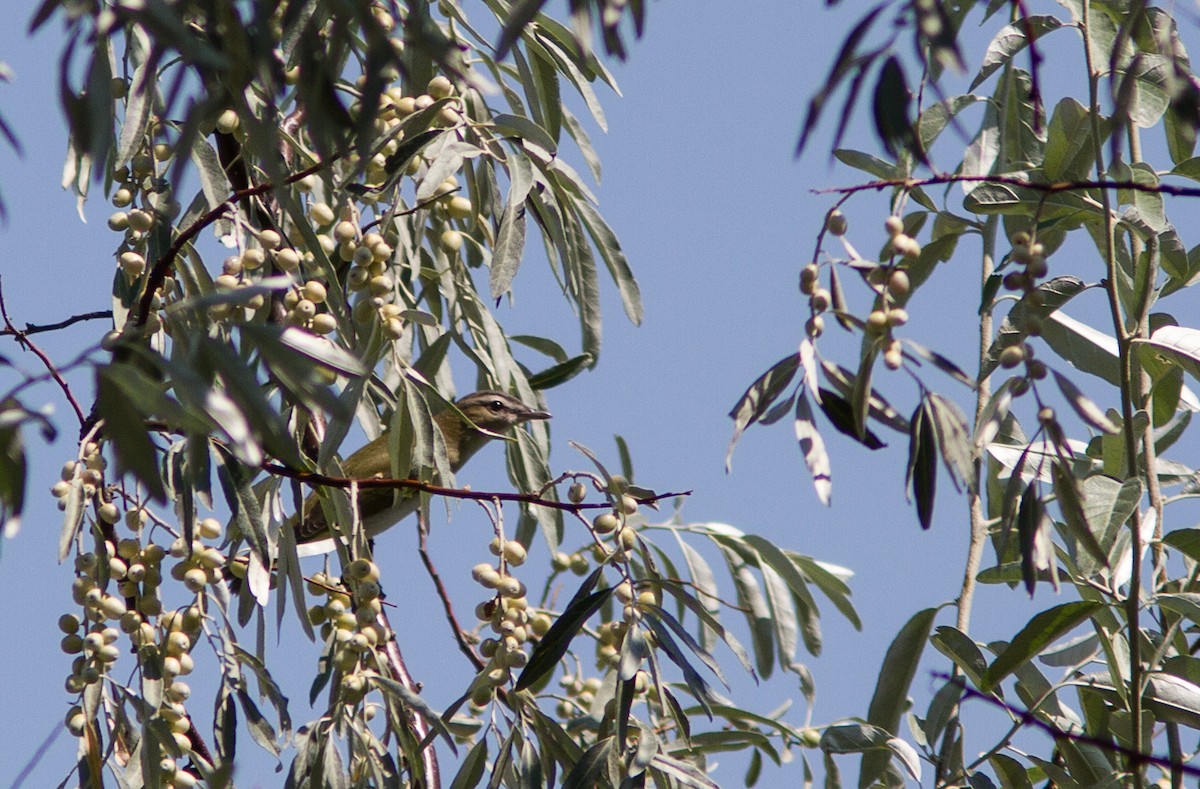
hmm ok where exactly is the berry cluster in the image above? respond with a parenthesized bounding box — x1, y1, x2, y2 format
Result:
(469, 536, 553, 707)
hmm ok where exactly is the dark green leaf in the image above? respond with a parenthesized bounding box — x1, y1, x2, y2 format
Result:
(515, 569, 610, 691)
(906, 402, 937, 529)
(983, 602, 1104, 691)
(727, 354, 801, 470)
(872, 56, 916, 158)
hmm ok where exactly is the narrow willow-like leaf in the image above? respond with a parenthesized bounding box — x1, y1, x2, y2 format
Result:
(515, 568, 608, 691)
(867, 608, 937, 735)
(1052, 370, 1119, 434)
(726, 354, 800, 470)
(872, 55, 915, 157)
(906, 402, 937, 529)
(96, 365, 167, 502)
(449, 738, 488, 789)
(815, 389, 886, 449)
(795, 390, 832, 505)
(983, 601, 1103, 691)
(971, 16, 1064, 90)
(1016, 480, 1043, 595)
(490, 201, 528, 298)
(1050, 463, 1108, 567)
(798, 6, 887, 155)
(930, 626, 987, 688)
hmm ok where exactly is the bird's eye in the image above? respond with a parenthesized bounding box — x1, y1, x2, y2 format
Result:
(489, 400, 504, 412)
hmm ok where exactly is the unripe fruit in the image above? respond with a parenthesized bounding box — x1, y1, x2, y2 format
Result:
(501, 542, 527, 566)
(215, 109, 240, 134)
(100, 595, 127, 619)
(592, 512, 619, 535)
(428, 75, 454, 99)
(302, 280, 327, 304)
(61, 634, 85, 654)
(569, 553, 589, 575)
(198, 518, 222, 540)
(887, 269, 910, 299)
(275, 247, 301, 272)
(618, 527, 637, 551)
(107, 212, 129, 231)
(258, 229, 281, 250)
(810, 288, 831, 313)
(447, 196, 472, 219)
(614, 581, 634, 604)
(293, 298, 317, 320)
(119, 251, 146, 277)
(619, 494, 639, 515)
(883, 341, 904, 371)
(567, 482, 587, 503)
(884, 216, 904, 237)
(66, 708, 87, 737)
(472, 563, 501, 589)
(310, 202, 335, 226)
(551, 552, 571, 571)
(799, 264, 820, 295)
(346, 558, 380, 582)
(497, 576, 524, 598)
(182, 568, 208, 592)
(887, 308, 909, 327)
(128, 209, 154, 232)
(440, 229, 463, 252)
(826, 210, 848, 236)
(999, 344, 1026, 369)
(530, 613, 552, 637)
(866, 310, 889, 335)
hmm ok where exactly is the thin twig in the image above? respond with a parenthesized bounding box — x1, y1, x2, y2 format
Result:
(0, 277, 87, 426)
(816, 172, 1200, 199)
(417, 510, 485, 671)
(952, 677, 1199, 779)
(262, 462, 690, 512)
(0, 310, 112, 337)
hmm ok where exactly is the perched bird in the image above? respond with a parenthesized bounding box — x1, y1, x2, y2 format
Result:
(293, 390, 550, 556)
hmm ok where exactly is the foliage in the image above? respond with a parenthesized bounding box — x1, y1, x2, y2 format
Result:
(0, 1, 859, 788)
(729, 0, 1200, 785)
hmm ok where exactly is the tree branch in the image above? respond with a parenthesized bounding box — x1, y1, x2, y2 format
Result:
(261, 462, 691, 512)
(0, 277, 87, 426)
(952, 677, 1199, 779)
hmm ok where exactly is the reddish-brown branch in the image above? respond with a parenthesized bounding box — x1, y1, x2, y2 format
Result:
(261, 462, 691, 511)
(0, 277, 87, 427)
(416, 512, 485, 671)
(818, 172, 1200, 199)
(376, 605, 440, 789)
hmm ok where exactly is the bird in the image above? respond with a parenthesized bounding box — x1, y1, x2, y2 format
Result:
(291, 390, 551, 556)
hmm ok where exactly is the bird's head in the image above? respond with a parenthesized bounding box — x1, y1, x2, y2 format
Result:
(449, 390, 552, 440)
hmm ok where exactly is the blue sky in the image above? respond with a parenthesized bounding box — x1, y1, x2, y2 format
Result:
(0, 3, 1115, 787)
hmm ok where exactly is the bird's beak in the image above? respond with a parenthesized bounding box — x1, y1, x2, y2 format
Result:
(520, 407, 552, 422)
